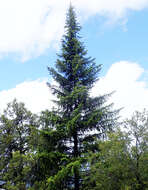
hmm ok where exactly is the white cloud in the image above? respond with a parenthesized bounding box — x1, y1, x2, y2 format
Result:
(73, 0, 148, 19)
(0, 61, 148, 119)
(91, 61, 148, 119)
(0, 0, 148, 59)
(0, 0, 68, 60)
(0, 79, 55, 114)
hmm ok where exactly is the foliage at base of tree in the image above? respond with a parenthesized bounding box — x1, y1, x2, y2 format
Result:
(82, 111, 148, 190)
(0, 99, 38, 189)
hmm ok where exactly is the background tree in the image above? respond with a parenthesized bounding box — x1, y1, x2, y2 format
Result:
(43, 5, 116, 190)
(124, 110, 148, 190)
(82, 130, 132, 190)
(83, 110, 148, 190)
(0, 99, 38, 189)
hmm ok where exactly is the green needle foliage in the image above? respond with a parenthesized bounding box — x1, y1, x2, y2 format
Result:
(45, 5, 116, 190)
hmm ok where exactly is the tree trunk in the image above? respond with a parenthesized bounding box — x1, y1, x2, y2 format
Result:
(74, 132, 79, 190)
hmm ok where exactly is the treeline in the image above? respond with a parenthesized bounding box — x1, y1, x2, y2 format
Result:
(0, 5, 148, 190)
(0, 100, 148, 190)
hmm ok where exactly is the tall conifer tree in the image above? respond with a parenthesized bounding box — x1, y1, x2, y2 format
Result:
(47, 5, 116, 190)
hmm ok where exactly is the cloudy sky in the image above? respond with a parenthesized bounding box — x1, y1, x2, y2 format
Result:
(0, 0, 148, 119)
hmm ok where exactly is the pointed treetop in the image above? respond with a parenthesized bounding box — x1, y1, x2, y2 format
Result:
(65, 3, 81, 34)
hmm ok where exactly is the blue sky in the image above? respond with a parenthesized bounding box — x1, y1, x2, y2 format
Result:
(0, 0, 148, 118)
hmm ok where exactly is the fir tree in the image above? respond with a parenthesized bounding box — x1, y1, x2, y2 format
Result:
(46, 5, 116, 190)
